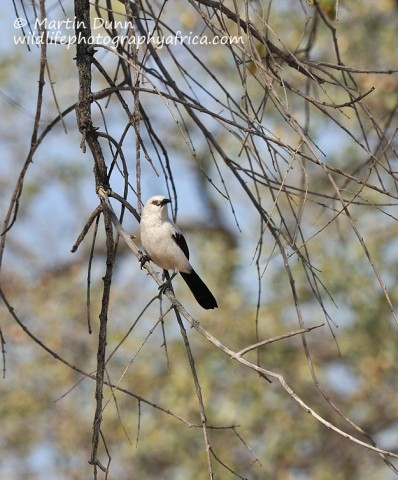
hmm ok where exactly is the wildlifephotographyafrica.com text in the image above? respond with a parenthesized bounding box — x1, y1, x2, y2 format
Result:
(13, 16, 244, 49)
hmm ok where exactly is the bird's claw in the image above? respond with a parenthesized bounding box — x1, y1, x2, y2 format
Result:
(158, 280, 171, 295)
(139, 252, 150, 269)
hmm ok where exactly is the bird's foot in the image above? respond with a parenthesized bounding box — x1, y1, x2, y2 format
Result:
(158, 281, 171, 295)
(158, 271, 177, 295)
(139, 252, 151, 269)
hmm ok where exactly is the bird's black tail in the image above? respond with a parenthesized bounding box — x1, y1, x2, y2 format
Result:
(180, 270, 218, 310)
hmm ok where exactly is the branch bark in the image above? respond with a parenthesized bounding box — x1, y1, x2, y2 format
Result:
(74, 0, 114, 474)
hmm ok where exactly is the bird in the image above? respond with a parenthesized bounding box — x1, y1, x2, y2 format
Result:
(140, 195, 218, 310)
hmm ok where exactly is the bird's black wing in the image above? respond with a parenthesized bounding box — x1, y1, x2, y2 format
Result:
(172, 232, 190, 260)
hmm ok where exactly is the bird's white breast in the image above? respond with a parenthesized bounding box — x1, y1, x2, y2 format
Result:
(140, 217, 191, 273)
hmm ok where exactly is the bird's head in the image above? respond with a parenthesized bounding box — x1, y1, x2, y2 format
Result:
(143, 195, 171, 219)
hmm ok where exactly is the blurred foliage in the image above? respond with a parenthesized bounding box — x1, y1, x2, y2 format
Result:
(1, 1, 398, 479)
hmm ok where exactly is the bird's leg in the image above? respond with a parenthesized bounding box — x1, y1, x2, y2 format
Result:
(139, 251, 151, 269)
(159, 270, 177, 294)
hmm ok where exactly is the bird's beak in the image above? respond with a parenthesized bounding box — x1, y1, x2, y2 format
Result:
(160, 198, 171, 206)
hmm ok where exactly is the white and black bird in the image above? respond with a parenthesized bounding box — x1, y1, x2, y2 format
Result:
(140, 195, 218, 310)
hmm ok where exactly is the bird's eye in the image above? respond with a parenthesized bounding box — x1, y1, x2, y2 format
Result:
(151, 200, 158, 205)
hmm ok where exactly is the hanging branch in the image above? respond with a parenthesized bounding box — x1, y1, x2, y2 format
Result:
(74, 0, 114, 475)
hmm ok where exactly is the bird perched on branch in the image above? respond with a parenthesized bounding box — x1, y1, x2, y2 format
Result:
(140, 195, 218, 310)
